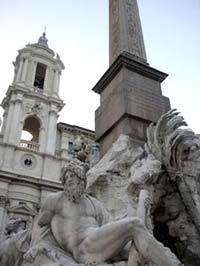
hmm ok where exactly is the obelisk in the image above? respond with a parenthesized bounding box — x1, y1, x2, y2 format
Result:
(109, 0, 147, 65)
(92, 0, 171, 156)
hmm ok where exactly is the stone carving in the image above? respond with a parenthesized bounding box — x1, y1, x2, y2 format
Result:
(0, 159, 181, 266)
(72, 135, 100, 167)
(146, 109, 200, 265)
(1, 106, 199, 265)
(147, 109, 200, 233)
(38, 32, 48, 47)
(5, 215, 25, 237)
(24, 160, 180, 266)
(109, 0, 147, 64)
(25, 102, 43, 117)
(0, 196, 9, 208)
(87, 135, 181, 265)
(0, 230, 31, 266)
(110, 0, 120, 64)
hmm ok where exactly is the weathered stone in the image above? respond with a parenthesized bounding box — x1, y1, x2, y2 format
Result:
(147, 109, 200, 265)
(0, 158, 181, 266)
(109, 0, 147, 65)
(93, 50, 170, 157)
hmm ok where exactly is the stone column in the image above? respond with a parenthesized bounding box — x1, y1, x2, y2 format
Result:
(21, 57, 29, 83)
(109, 0, 147, 65)
(0, 196, 9, 241)
(60, 131, 70, 158)
(12, 64, 18, 84)
(26, 59, 34, 86)
(31, 61, 37, 87)
(44, 66, 50, 92)
(1, 109, 8, 136)
(44, 67, 53, 93)
(39, 126, 46, 153)
(8, 99, 23, 145)
(53, 70, 60, 95)
(3, 101, 15, 143)
(46, 109, 58, 154)
(15, 58, 24, 82)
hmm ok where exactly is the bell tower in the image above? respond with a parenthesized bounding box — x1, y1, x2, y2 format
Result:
(1, 33, 64, 155)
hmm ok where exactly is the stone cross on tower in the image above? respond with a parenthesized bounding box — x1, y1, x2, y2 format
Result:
(109, 0, 147, 65)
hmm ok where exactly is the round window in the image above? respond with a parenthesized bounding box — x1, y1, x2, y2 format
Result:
(21, 154, 36, 169)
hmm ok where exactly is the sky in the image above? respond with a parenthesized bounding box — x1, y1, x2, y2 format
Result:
(0, 0, 200, 133)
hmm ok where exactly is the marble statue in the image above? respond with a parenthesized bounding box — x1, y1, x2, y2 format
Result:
(72, 135, 100, 167)
(38, 32, 48, 47)
(0, 230, 31, 266)
(146, 109, 200, 265)
(5, 109, 200, 265)
(147, 109, 200, 233)
(21, 160, 180, 266)
(0, 159, 181, 266)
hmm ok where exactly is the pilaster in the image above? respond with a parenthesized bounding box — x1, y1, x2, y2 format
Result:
(15, 58, 24, 83)
(3, 101, 15, 143)
(31, 61, 37, 87)
(0, 196, 9, 240)
(7, 98, 23, 145)
(43, 66, 50, 91)
(45, 108, 59, 155)
(21, 57, 29, 83)
(53, 70, 60, 95)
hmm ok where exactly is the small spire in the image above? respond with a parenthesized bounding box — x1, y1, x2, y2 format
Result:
(38, 32, 48, 47)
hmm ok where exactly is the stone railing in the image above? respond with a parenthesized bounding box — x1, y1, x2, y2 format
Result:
(20, 140, 40, 151)
(55, 150, 61, 157)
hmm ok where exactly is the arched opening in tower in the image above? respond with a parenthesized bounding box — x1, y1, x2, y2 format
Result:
(21, 116, 40, 143)
(34, 63, 46, 89)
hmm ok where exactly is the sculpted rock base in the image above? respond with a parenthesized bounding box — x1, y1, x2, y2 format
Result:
(2, 109, 199, 266)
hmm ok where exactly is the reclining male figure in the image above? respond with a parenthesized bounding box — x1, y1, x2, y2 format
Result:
(32, 162, 181, 266)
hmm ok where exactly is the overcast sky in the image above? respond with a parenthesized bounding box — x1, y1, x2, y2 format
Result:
(0, 0, 200, 133)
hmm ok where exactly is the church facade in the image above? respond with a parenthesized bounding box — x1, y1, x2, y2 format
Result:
(0, 34, 98, 240)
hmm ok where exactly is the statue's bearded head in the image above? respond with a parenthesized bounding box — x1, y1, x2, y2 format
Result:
(61, 162, 87, 203)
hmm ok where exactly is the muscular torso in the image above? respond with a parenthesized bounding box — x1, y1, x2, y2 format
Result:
(50, 193, 101, 254)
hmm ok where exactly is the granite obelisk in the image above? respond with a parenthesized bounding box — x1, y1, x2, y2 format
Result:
(93, 0, 170, 156)
(109, 0, 147, 65)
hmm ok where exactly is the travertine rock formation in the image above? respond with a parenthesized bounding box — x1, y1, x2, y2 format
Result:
(147, 109, 200, 265)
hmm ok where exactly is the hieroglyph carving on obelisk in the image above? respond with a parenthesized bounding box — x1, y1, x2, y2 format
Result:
(109, 0, 147, 65)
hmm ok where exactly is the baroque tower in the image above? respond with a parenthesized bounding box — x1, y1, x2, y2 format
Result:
(0, 33, 65, 239)
(1, 33, 64, 155)
(0, 33, 97, 240)
(93, 0, 170, 155)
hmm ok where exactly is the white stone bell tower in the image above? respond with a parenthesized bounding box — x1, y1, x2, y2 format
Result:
(0, 33, 65, 155)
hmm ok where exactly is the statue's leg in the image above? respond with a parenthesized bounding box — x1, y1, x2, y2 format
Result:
(77, 217, 143, 263)
(78, 217, 181, 266)
(131, 223, 182, 266)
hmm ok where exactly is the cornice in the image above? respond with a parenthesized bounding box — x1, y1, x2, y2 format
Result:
(58, 122, 95, 138)
(0, 170, 63, 191)
(1, 85, 65, 109)
(92, 51, 168, 94)
(18, 45, 65, 70)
